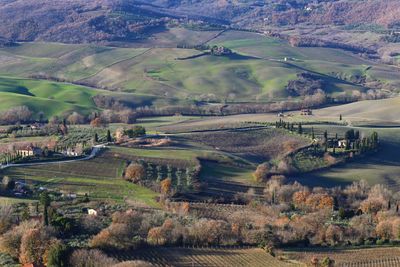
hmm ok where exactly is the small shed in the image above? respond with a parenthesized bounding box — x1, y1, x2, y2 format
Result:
(300, 108, 313, 116)
(87, 209, 98, 216)
(338, 139, 348, 148)
(62, 148, 79, 157)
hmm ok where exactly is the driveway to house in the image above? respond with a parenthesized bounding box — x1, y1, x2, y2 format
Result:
(0, 144, 106, 170)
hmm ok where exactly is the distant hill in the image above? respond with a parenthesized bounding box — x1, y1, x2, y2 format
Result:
(0, 0, 174, 43)
(0, 0, 399, 44)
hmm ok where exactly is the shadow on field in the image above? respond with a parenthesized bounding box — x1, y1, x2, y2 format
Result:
(290, 140, 400, 188)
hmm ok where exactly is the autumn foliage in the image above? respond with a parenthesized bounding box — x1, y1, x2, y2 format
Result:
(161, 178, 172, 195)
(253, 163, 269, 183)
(124, 163, 146, 183)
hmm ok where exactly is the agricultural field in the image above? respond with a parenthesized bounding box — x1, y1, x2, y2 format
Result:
(0, 149, 160, 207)
(284, 247, 400, 267)
(154, 95, 400, 190)
(210, 30, 400, 92)
(0, 76, 100, 118)
(110, 247, 298, 267)
(0, 29, 398, 110)
(292, 124, 400, 188)
(314, 96, 400, 125)
(181, 128, 310, 162)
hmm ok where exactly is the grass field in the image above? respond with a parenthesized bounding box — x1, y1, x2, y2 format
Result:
(314, 96, 400, 124)
(0, 76, 101, 117)
(0, 197, 36, 205)
(0, 149, 160, 207)
(0, 75, 177, 118)
(1, 30, 396, 106)
(294, 125, 400, 188)
(151, 104, 400, 190)
(210, 30, 400, 91)
(110, 247, 298, 267)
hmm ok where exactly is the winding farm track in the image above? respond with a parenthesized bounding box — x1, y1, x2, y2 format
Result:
(0, 144, 106, 170)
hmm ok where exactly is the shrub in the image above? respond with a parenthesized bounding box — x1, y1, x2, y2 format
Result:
(19, 227, 56, 265)
(90, 211, 144, 250)
(125, 126, 146, 138)
(161, 178, 172, 195)
(376, 239, 387, 245)
(253, 163, 269, 183)
(0, 252, 19, 267)
(0, 220, 40, 259)
(124, 163, 146, 183)
(45, 240, 69, 267)
(0, 205, 13, 234)
(69, 249, 116, 267)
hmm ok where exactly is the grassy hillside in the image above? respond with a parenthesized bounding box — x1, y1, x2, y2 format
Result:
(0, 76, 101, 117)
(0, 40, 378, 103)
(210, 31, 400, 91)
(314, 96, 400, 123)
(0, 31, 398, 116)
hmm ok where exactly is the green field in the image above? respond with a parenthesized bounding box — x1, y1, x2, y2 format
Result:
(1, 30, 397, 109)
(210, 30, 400, 91)
(0, 76, 100, 117)
(314, 96, 400, 124)
(293, 125, 400, 188)
(150, 103, 400, 190)
(0, 149, 160, 207)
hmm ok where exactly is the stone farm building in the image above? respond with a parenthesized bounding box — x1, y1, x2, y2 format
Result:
(300, 108, 313, 115)
(16, 145, 42, 157)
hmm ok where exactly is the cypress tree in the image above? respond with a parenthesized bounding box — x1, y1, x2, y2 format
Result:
(106, 129, 112, 142)
(297, 123, 303, 134)
(93, 133, 99, 143)
(40, 192, 51, 226)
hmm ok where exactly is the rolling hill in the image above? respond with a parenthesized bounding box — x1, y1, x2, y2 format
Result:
(0, 76, 162, 118)
(0, 0, 399, 44)
(1, 30, 399, 109)
(315, 96, 400, 124)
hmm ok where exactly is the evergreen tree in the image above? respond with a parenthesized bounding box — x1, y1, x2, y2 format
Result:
(106, 129, 112, 142)
(156, 165, 163, 182)
(93, 133, 99, 143)
(297, 123, 303, 134)
(355, 130, 360, 140)
(324, 130, 328, 141)
(167, 165, 173, 179)
(40, 191, 51, 226)
(186, 168, 193, 187)
(176, 169, 183, 188)
(371, 132, 379, 149)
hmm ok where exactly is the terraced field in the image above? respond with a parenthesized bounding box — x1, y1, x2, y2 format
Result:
(111, 247, 298, 267)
